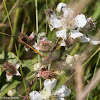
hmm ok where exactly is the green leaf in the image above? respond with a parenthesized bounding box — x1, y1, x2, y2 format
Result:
(53, 74, 67, 92)
(7, 52, 19, 65)
(0, 81, 20, 97)
(22, 55, 38, 71)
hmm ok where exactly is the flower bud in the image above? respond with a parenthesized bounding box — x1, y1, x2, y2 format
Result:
(33, 63, 41, 71)
(39, 40, 51, 52)
(65, 55, 74, 64)
(7, 89, 16, 97)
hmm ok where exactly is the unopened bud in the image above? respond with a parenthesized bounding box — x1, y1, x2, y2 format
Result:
(7, 89, 16, 97)
(33, 63, 41, 71)
(65, 55, 74, 64)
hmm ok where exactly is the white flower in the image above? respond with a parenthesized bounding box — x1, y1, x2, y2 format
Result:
(56, 3, 67, 12)
(62, 8, 73, 19)
(50, 15, 62, 30)
(56, 29, 67, 40)
(40, 88, 51, 100)
(44, 78, 57, 91)
(70, 30, 83, 39)
(5, 63, 21, 81)
(54, 85, 71, 98)
(75, 14, 87, 28)
(29, 91, 44, 100)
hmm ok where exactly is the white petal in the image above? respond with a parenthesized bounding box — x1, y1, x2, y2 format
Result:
(25, 47, 30, 52)
(6, 74, 13, 81)
(29, 91, 43, 100)
(50, 15, 62, 29)
(55, 85, 71, 97)
(59, 98, 65, 100)
(29, 32, 35, 40)
(44, 78, 57, 92)
(15, 71, 21, 76)
(62, 8, 73, 19)
(32, 42, 39, 50)
(79, 34, 90, 43)
(88, 34, 100, 45)
(15, 64, 20, 69)
(56, 3, 67, 12)
(75, 14, 87, 28)
(60, 40, 66, 46)
(70, 30, 83, 39)
(56, 29, 67, 40)
(40, 88, 51, 100)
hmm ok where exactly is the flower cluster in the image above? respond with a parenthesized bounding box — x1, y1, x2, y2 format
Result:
(29, 78, 71, 100)
(45, 3, 100, 47)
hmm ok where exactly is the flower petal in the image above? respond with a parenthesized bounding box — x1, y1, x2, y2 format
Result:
(54, 85, 71, 97)
(75, 14, 87, 28)
(50, 15, 62, 30)
(88, 34, 100, 45)
(56, 29, 67, 40)
(15, 71, 21, 76)
(44, 78, 57, 91)
(15, 64, 20, 69)
(40, 88, 51, 100)
(29, 32, 35, 40)
(70, 30, 83, 39)
(79, 34, 90, 43)
(62, 8, 73, 19)
(60, 40, 66, 46)
(6, 74, 13, 81)
(56, 2, 67, 12)
(29, 91, 43, 100)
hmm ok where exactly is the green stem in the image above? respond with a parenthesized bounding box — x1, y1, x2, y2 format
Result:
(86, 51, 100, 100)
(65, 47, 100, 83)
(82, 47, 100, 67)
(3, 0, 13, 33)
(8, 8, 20, 51)
(2, 0, 19, 24)
(46, 0, 48, 34)
(15, 45, 29, 100)
(35, 0, 38, 34)
(40, 78, 42, 90)
(35, 0, 42, 90)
